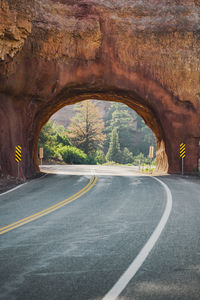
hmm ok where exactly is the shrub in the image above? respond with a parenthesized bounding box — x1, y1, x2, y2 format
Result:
(95, 150, 106, 164)
(86, 155, 97, 165)
(42, 144, 55, 160)
(133, 152, 152, 165)
(59, 146, 88, 164)
(56, 134, 71, 146)
(121, 147, 134, 164)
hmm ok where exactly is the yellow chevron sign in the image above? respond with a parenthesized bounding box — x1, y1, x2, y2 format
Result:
(15, 145, 22, 162)
(180, 143, 185, 158)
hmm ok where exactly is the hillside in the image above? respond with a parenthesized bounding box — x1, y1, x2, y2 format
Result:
(51, 100, 113, 128)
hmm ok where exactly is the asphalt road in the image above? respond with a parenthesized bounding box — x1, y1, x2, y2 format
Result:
(0, 165, 199, 300)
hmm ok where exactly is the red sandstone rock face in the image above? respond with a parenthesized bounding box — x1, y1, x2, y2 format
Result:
(0, 0, 200, 177)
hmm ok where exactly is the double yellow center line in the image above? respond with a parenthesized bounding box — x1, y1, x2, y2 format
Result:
(0, 176, 97, 235)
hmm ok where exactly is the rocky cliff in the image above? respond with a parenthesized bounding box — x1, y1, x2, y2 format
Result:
(0, 0, 200, 177)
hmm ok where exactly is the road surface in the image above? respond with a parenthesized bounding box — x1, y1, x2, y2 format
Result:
(0, 165, 199, 300)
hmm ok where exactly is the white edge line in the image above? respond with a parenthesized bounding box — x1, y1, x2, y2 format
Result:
(0, 182, 27, 196)
(0, 173, 48, 197)
(102, 176, 173, 300)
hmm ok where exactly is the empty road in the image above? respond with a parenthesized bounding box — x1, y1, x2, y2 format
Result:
(0, 165, 199, 300)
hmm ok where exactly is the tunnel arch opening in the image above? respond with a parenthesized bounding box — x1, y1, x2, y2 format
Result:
(34, 91, 169, 175)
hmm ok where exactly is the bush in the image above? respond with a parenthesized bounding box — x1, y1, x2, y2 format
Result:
(56, 134, 71, 146)
(39, 121, 72, 162)
(42, 144, 55, 160)
(133, 152, 152, 165)
(121, 147, 134, 164)
(86, 155, 97, 165)
(95, 150, 106, 164)
(59, 146, 88, 164)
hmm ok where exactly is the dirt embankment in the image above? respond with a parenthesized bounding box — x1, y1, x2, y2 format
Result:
(0, 174, 19, 194)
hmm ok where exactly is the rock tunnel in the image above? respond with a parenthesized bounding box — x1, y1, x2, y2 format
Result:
(0, 0, 200, 178)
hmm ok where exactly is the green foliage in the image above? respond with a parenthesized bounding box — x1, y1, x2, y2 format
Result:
(105, 103, 137, 153)
(56, 134, 71, 146)
(42, 144, 55, 160)
(121, 147, 134, 164)
(106, 128, 122, 163)
(95, 150, 106, 164)
(39, 101, 157, 167)
(133, 152, 145, 165)
(39, 121, 57, 160)
(86, 155, 97, 165)
(136, 117, 156, 156)
(39, 121, 55, 146)
(140, 166, 155, 173)
(104, 102, 156, 157)
(59, 146, 88, 164)
(38, 120, 71, 161)
(132, 152, 155, 165)
(103, 161, 119, 166)
(39, 119, 98, 165)
(152, 158, 156, 166)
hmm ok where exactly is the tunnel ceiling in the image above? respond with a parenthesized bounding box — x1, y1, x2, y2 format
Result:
(0, 0, 200, 106)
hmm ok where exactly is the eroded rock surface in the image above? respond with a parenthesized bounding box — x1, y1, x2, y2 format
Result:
(0, 0, 200, 177)
(0, 0, 32, 61)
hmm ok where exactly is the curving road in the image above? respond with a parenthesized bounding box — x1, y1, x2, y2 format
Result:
(0, 165, 199, 300)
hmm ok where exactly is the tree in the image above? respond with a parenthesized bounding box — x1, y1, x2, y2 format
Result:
(105, 102, 156, 156)
(38, 120, 71, 161)
(106, 128, 122, 163)
(52, 122, 71, 146)
(121, 147, 134, 164)
(67, 100, 106, 155)
(95, 150, 106, 164)
(129, 116, 156, 156)
(105, 103, 137, 153)
(38, 121, 58, 160)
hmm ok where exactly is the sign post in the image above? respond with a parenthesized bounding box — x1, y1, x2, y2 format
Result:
(39, 147, 44, 165)
(180, 143, 185, 175)
(15, 145, 22, 178)
(138, 159, 141, 171)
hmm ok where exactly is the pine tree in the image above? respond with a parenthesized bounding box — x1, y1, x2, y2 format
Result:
(67, 100, 106, 155)
(105, 102, 156, 156)
(105, 103, 137, 153)
(106, 128, 122, 163)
